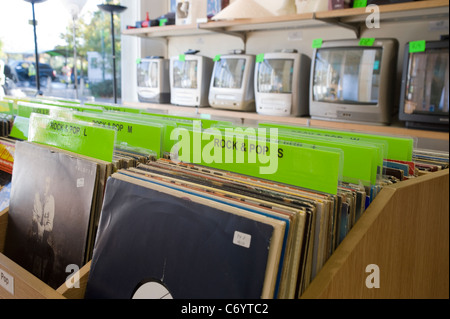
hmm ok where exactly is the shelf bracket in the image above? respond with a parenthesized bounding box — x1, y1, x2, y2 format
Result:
(314, 15, 361, 38)
(205, 27, 247, 45)
(211, 29, 247, 43)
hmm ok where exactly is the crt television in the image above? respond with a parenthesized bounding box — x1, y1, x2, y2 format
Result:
(254, 50, 310, 117)
(398, 39, 449, 131)
(309, 38, 398, 125)
(170, 52, 213, 107)
(137, 57, 171, 103)
(209, 52, 255, 112)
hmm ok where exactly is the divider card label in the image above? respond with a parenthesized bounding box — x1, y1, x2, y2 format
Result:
(259, 123, 414, 162)
(170, 124, 343, 195)
(72, 112, 163, 158)
(27, 114, 116, 162)
(0, 267, 14, 295)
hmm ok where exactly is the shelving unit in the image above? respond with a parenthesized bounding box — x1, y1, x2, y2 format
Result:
(122, 0, 449, 39)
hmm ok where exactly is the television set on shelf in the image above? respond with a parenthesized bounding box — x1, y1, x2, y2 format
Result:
(170, 51, 213, 107)
(254, 50, 310, 117)
(137, 57, 171, 103)
(209, 51, 255, 112)
(309, 38, 398, 125)
(398, 39, 449, 132)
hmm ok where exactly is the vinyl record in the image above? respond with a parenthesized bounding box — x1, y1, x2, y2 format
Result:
(85, 175, 285, 299)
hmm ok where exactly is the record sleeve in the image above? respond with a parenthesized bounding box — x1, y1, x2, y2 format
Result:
(85, 175, 285, 299)
(3, 141, 99, 289)
(119, 166, 304, 299)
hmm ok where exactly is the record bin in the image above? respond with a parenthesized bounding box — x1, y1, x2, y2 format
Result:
(1, 168, 446, 299)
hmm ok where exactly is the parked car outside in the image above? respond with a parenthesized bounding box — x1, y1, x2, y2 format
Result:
(8, 60, 56, 86)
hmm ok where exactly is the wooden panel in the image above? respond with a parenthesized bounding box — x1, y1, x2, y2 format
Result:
(301, 169, 449, 299)
(0, 254, 65, 299)
(0, 208, 7, 253)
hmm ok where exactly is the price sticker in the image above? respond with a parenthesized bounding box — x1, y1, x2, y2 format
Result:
(359, 38, 375, 46)
(255, 53, 265, 63)
(409, 40, 426, 53)
(312, 38, 323, 49)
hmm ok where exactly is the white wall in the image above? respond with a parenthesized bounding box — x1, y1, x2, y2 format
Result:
(120, 0, 168, 103)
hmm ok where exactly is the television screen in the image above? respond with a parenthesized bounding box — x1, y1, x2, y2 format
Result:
(212, 58, 246, 89)
(312, 48, 383, 105)
(256, 59, 294, 94)
(172, 60, 198, 89)
(402, 48, 449, 116)
(137, 60, 159, 88)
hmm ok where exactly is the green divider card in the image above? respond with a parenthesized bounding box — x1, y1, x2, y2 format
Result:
(213, 54, 221, 62)
(139, 111, 234, 129)
(259, 123, 414, 162)
(0, 100, 13, 114)
(312, 38, 323, 49)
(171, 125, 343, 194)
(9, 116, 30, 140)
(179, 54, 186, 61)
(84, 102, 141, 114)
(100, 111, 191, 157)
(27, 114, 116, 162)
(275, 131, 377, 186)
(72, 112, 163, 158)
(409, 40, 426, 53)
(16, 101, 52, 118)
(41, 100, 103, 113)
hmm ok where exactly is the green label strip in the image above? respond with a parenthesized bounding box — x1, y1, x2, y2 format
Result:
(27, 114, 116, 162)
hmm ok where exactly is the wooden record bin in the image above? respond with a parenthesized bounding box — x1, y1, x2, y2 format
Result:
(1, 168, 448, 299)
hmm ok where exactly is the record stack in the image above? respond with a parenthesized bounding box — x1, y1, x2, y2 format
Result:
(84, 158, 368, 299)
